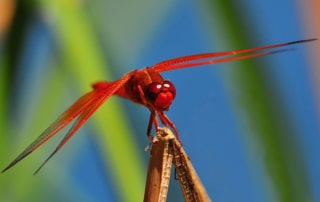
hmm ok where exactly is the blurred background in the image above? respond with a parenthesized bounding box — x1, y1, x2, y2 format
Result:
(0, 0, 319, 201)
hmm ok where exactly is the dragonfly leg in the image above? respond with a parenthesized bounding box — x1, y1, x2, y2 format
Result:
(147, 110, 158, 142)
(137, 84, 148, 105)
(157, 111, 181, 142)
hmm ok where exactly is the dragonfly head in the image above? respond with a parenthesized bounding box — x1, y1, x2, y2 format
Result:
(145, 80, 176, 111)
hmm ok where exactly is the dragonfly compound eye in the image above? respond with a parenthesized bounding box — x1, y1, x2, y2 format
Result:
(162, 80, 176, 98)
(146, 81, 176, 110)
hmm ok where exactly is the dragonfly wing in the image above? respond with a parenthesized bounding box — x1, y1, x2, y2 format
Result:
(152, 39, 316, 73)
(33, 91, 108, 174)
(2, 91, 99, 173)
(33, 74, 134, 174)
(2, 72, 133, 173)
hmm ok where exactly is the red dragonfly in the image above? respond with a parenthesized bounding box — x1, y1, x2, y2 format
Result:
(2, 39, 316, 174)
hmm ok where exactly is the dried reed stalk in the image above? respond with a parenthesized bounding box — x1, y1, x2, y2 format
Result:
(144, 129, 174, 202)
(144, 128, 211, 202)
